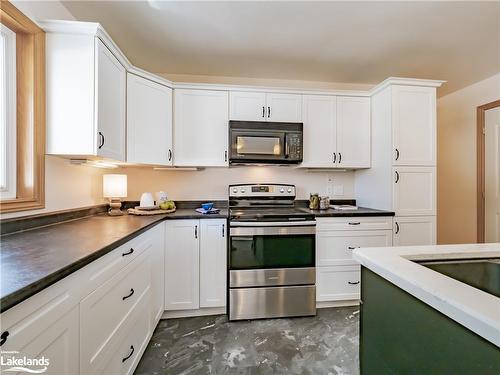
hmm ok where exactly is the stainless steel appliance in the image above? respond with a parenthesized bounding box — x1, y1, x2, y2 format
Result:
(228, 184, 316, 320)
(229, 121, 303, 165)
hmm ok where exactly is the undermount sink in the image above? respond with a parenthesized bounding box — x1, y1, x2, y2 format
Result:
(419, 258, 500, 297)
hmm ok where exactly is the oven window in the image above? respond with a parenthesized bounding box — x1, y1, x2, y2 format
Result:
(230, 235, 315, 269)
(236, 136, 281, 155)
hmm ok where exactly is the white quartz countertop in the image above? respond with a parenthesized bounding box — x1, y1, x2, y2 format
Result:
(353, 243, 500, 347)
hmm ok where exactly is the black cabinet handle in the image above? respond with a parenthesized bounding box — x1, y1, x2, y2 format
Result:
(395, 222, 400, 234)
(268, 106, 271, 118)
(98, 132, 105, 149)
(122, 288, 134, 301)
(168, 149, 172, 161)
(395, 148, 400, 161)
(348, 281, 360, 285)
(195, 225, 198, 239)
(122, 248, 134, 257)
(122, 345, 135, 363)
(333, 153, 337, 163)
(348, 222, 361, 225)
(224, 150, 228, 162)
(348, 246, 357, 250)
(395, 171, 400, 183)
(0, 331, 9, 346)
(338, 152, 342, 164)
(222, 224, 225, 237)
(262, 106, 265, 118)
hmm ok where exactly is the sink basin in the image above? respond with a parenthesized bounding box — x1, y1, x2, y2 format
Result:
(419, 258, 500, 297)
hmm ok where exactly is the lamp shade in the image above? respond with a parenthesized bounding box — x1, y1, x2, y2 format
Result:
(103, 174, 127, 198)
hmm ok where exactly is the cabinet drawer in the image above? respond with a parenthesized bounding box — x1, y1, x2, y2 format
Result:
(80, 230, 153, 297)
(316, 265, 361, 302)
(316, 216, 392, 231)
(317, 230, 392, 266)
(100, 302, 151, 375)
(80, 249, 151, 374)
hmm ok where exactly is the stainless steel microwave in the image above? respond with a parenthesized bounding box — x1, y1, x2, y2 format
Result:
(229, 121, 303, 165)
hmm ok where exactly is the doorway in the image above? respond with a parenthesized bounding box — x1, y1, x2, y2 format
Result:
(477, 100, 500, 242)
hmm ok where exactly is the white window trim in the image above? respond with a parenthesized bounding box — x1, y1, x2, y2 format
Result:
(0, 24, 16, 200)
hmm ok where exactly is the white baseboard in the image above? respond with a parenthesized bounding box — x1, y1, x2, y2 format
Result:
(161, 306, 226, 319)
(316, 300, 360, 309)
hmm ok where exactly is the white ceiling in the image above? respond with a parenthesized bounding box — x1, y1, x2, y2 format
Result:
(59, 1, 500, 96)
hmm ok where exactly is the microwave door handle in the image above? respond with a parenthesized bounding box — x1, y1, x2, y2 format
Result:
(284, 134, 289, 159)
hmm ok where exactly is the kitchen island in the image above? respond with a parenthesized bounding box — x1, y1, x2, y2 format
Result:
(353, 243, 500, 374)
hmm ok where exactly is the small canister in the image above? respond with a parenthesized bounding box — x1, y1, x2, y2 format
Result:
(309, 193, 320, 210)
(319, 196, 330, 210)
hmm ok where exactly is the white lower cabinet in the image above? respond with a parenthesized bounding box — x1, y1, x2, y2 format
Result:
(315, 217, 392, 303)
(393, 166, 436, 216)
(393, 216, 436, 246)
(165, 219, 227, 312)
(0, 223, 165, 375)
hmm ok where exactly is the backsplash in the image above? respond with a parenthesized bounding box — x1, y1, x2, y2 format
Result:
(122, 166, 355, 201)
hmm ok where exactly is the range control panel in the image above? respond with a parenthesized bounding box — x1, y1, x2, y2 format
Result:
(229, 184, 296, 198)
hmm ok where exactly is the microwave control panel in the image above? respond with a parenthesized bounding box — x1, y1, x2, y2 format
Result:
(286, 133, 303, 160)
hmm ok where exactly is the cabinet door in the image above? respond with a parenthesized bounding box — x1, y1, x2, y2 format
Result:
(337, 96, 371, 168)
(164, 220, 200, 310)
(266, 93, 302, 122)
(392, 85, 436, 166)
(317, 230, 392, 266)
(95, 38, 126, 161)
(229, 91, 266, 121)
(1, 307, 79, 375)
(393, 167, 436, 216)
(127, 73, 173, 165)
(301, 95, 337, 167)
(393, 216, 436, 246)
(174, 89, 229, 166)
(200, 219, 227, 308)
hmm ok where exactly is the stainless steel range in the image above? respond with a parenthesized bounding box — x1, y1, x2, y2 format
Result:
(228, 184, 316, 320)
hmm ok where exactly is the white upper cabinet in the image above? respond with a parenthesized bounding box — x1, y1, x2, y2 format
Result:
(45, 31, 126, 160)
(127, 73, 173, 166)
(174, 89, 229, 167)
(199, 219, 227, 308)
(336, 96, 371, 168)
(266, 93, 302, 122)
(95, 39, 126, 161)
(164, 220, 200, 310)
(302, 95, 337, 167)
(229, 91, 267, 121)
(229, 91, 302, 122)
(393, 166, 436, 216)
(392, 85, 436, 166)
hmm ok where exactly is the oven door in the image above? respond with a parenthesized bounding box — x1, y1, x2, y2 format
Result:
(229, 222, 316, 271)
(230, 130, 286, 162)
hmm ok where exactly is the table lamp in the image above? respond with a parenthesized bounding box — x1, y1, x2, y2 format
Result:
(103, 174, 127, 216)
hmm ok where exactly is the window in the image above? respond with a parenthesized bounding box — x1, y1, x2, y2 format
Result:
(0, 1, 45, 213)
(0, 23, 16, 200)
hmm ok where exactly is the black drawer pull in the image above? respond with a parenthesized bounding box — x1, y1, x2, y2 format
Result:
(0, 331, 9, 346)
(122, 288, 134, 301)
(348, 222, 361, 225)
(348, 281, 360, 285)
(122, 345, 134, 363)
(98, 131, 105, 149)
(348, 246, 357, 250)
(122, 248, 134, 257)
(395, 222, 400, 234)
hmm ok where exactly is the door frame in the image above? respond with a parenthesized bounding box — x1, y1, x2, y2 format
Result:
(477, 99, 500, 242)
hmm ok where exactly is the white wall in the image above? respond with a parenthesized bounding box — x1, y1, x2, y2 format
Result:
(437, 73, 500, 244)
(123, 167, 354, 202)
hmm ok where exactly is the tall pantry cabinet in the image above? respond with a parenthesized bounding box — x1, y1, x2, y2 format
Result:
(355, 80, 443, 246)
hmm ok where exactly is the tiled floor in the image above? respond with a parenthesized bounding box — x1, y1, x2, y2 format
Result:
(135, 307, 359, 375)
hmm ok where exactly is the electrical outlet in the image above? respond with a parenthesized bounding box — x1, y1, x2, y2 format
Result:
(327, 186, 334, 196)
(333, 185, 344, 196)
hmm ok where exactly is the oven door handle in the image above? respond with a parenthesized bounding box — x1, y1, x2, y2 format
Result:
(230, 221, 316, 227)
(230, 225, 316, 236)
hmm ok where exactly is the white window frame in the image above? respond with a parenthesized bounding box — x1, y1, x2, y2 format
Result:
(0, 23, 16, 200)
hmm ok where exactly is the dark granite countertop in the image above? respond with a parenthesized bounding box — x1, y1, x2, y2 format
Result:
(0, 208, 229, 313)
(305, 207, 395, 217)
